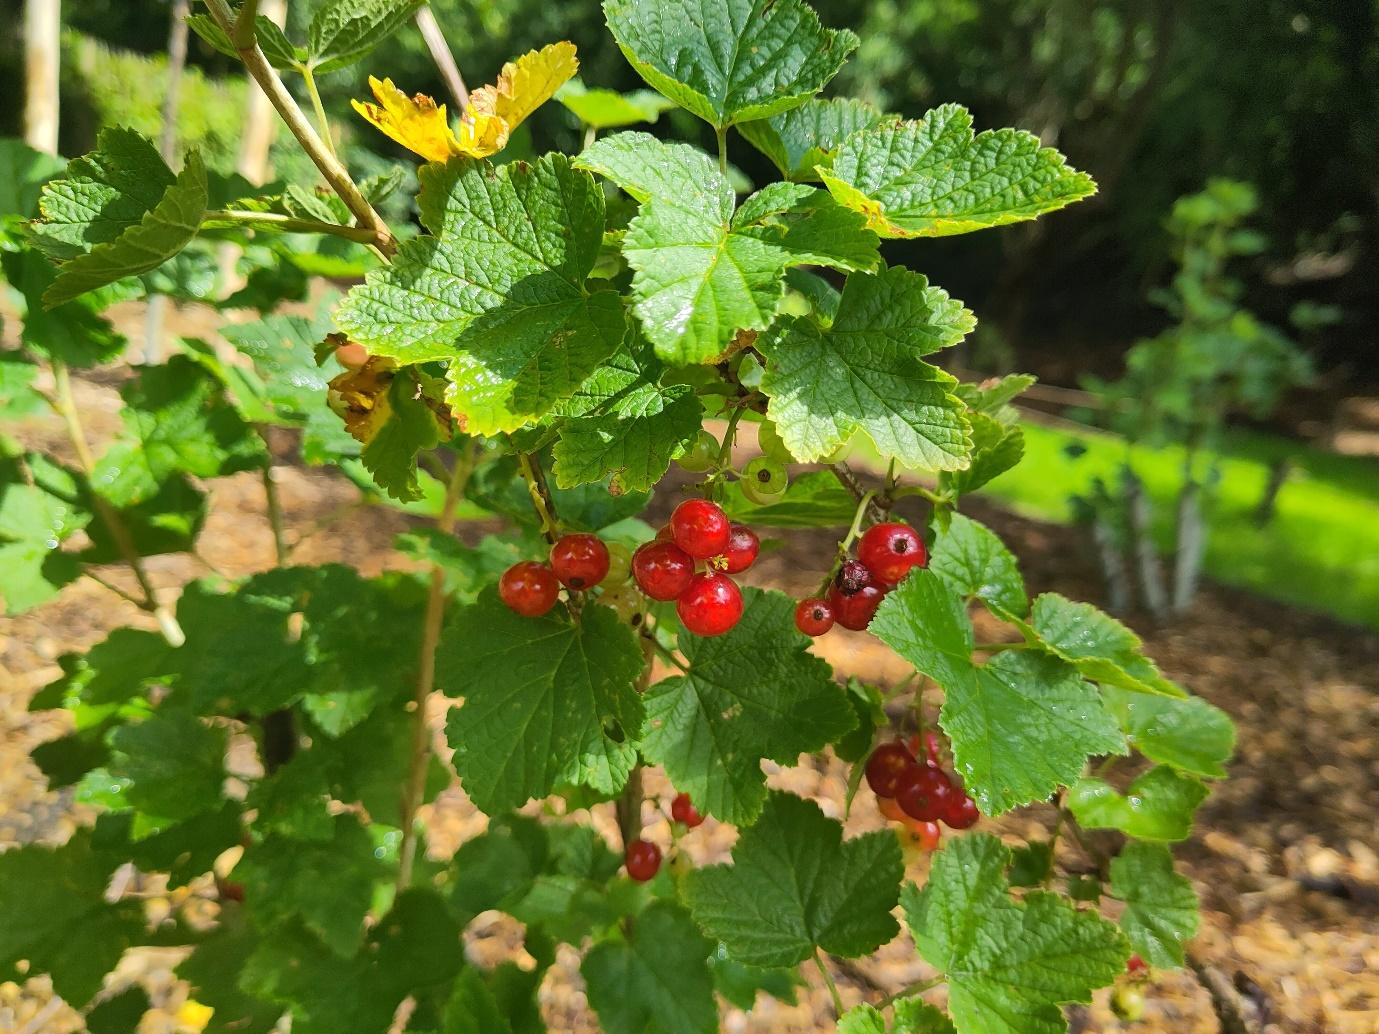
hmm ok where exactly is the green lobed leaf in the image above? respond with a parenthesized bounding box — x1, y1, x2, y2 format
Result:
(758, 265, 974, 469)
(1067, 766, 1208, 842)
(939, 412, 1024, 496)
(235, 814, 386, 956)
(905, 834, 1128, 1034)
(337, 155, 625, 435)
(708, 944, 802, 1010)
(185, 13, 303, 70)
(0, 138, 65, 219)
(1029, 592, 1186, 697)
(820, 105, 1096, 238)
(927, 513, 1028, 619)
(43, 151, 208, 308)
(217, 306, 343, 424)
(91, 356, 267, 507)
(0, 247, 127, 367)
(86, 986, 152, 1034)
(576, 132, 876, 364)
(551, 343, 705, 492)
(360, 370, 450, 502)
(109, 708, 228, 825)
(870, 571, 1124, 814)
(176, 916, 284, 1034)
(1110, 842, 1199, 968)
(582, 901, 718, 1034)
(684, 791, 902, 967)
(639, 588, 855, 824)
(1101, 686, 1236, 779)
(439, 591, 645, 813)
(30, 127, 174, 260)
(604, 0, 858, 129)
(557, 79, 675, 129)
(0, 831, 142, 1006)
(739, 97, 885, 181)
(0, 452, 90, 614)
(839, 1000, 957, 1034)
(307, 0, 425, 73)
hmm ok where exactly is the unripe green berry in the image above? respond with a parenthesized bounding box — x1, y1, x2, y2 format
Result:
(676, 430, 720, 472)
(740, 456, 788, 503)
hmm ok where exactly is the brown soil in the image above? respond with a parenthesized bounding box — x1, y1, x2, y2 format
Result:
(2, 373, 1377, 1034)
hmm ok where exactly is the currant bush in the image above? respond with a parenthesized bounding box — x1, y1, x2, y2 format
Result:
(0, 0, 1238, 1031)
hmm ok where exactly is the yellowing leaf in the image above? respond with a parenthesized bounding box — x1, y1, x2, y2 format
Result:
(176, 999, 215, 1032)
(468, 41, 579, 137)
(354, 42, 578, 161)
(351, 77, 462, 162)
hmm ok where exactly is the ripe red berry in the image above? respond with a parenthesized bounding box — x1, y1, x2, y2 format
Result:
(943, 793, 980, 830)
(549, 533, 610, 590)
(865, 740, 919, 798)
(827, 583, 884, 630)
(499, 561, 559, 617)
(794, 597, 835, 636)
(722, 524, 759, 574)
(835, 559, 873, 596)
(670, 498, 731, 559)
(858, 522, 929, 586)
(899, 818, 942, 853)
(625, 839, 661, 882)
(896, 765, 957, 823)
(905, 730, 944, 767)
(632, 541, 695, 601)
(1126, 954, 1148, 976)
(670, 792, 705, 828)
(677, 573, 743, 637)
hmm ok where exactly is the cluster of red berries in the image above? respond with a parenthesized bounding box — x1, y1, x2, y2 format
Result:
(498, 532, 615, 616)
(865, 731, 979, 850)
(794, 522, 929, 637)
(631, 499, 759, 637)
(623, 792, 706, 882)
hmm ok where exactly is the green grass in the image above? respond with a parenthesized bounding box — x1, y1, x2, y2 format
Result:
(975, 421, 1379, 628)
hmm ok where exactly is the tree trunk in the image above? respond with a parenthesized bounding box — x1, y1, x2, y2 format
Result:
(1171, 478, 1205, 614)
(1253, 457, 1292, 526)
(24, 0, 61, 155)
(1123, 465, 1169, 621)
(1092, 513, 1132, 614)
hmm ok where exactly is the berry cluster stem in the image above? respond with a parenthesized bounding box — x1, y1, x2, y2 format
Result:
(816, 486, 876, 596)
(517, 450, 560, 544)
(813, 950, 845, 1018)
(397, 446, 475, 890)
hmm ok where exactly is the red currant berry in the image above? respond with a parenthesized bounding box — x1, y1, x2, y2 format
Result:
(943, 793, 980, 830)
(676, 573, 743, 637)
(549, 533, 610, 590)
(899, 818, 942, 852)
(896, 765, 957, 823)
(905, 730, 944, 767)
(722, 524, 759, 574)
(670, 792, 705, 828)
(858, 522, 929, 586)
(794, 597, 835, 636)
(670, 498, 731, 559)
(624, 839, 662, 882)
(835, 559, 873, 596)
(632, 541, 695, 601)
(1126, 954, 1148, 976)
(499, 561, 559, 617)
(865, 741, 919, 798)
(827, 583, 884, 630)
(877, 795, 907, 823)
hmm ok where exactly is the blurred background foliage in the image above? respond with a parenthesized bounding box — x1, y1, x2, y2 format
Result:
(0, 0, 1374, 386)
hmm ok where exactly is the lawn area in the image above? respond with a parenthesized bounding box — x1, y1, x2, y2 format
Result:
(974, 419, 1379, 628)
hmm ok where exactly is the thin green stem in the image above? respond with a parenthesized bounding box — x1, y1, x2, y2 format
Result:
(643, 632, 689, 674)
(261, 461, 288, 566)
(715, 125, 729, 177)
(51, 361, 184, 645)
(813, 951, 844, 1018)
(816, 487, 875, 595)
(397, 448, 475, 890)
(714, 406, 745, 472)
(299, 66, 337, 160)
(205, 209, 377, 243)
(517, 450, 560, 543)
(878, 975, 943, 1009)
(82, 569, 146, 609)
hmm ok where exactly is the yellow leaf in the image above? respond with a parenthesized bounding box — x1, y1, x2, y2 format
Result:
(467, 41, 579, 144)
(351, 76, 461, 162)
(354, 42, 577, 161)
(177, 1000, 215, 1032)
